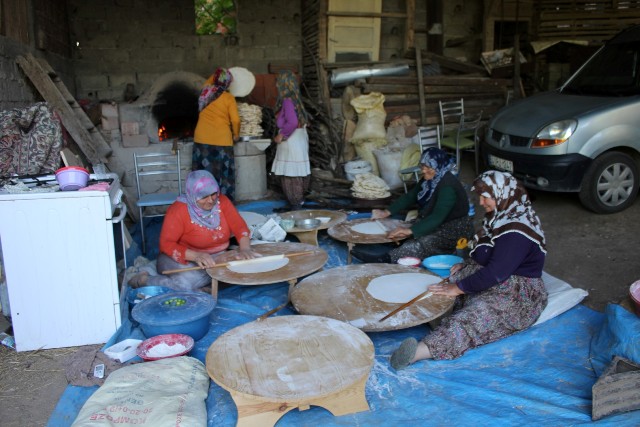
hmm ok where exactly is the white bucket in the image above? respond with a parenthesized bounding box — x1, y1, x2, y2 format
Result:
(374, 148, 404, 190)
(344, 160, 372, 181)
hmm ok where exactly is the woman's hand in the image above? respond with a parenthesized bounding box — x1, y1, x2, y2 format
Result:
(193, 253, 216, 268)
(371, 209, 390, 219)
(450, 262, 464, 275)
(234, 247, 260, 261)
(273, 133, 284, 143)
(387, 227, 412, 240)
(430, 282, 464, 297)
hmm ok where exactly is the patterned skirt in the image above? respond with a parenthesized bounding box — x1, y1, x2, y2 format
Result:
(192, 143, 235, 201)
(423, 261, 548, 360)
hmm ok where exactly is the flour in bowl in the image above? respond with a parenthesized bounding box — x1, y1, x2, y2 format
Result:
(146, 342, 187, 358)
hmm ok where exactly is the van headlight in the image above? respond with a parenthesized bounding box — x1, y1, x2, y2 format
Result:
(531, 119, 577, 148)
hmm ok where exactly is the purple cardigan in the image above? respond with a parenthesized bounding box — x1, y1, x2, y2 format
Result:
(457, 232, 545, 293)
(277, 98, 298, 139)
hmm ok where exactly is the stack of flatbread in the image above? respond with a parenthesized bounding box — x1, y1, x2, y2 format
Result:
(238, 103, 263, 137)
(351, 172, 391, 199)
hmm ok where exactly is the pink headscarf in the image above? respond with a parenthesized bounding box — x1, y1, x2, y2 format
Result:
(177, 170, 221, 229)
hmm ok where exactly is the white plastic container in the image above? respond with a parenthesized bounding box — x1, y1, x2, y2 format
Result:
(103, 339, 143, 363)
(344, 160, 372, 181)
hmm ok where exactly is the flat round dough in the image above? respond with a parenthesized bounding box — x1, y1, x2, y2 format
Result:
(351, 221, 386, 235)
(367, 273, 442, 303)
(227, 257, 289, 274)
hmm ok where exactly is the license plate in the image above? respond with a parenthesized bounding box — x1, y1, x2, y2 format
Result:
(488, 155, 513, 173)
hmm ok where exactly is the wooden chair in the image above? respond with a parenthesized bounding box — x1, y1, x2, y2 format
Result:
(133, 151, 182, 254)
(398, 125, 441, 192)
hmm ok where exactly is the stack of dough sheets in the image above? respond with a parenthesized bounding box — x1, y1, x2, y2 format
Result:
(351, 172, 391, 199)
(238, 102, 263, 136)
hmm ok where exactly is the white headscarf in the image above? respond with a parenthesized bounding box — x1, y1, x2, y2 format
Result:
(470, 170, 546, 254)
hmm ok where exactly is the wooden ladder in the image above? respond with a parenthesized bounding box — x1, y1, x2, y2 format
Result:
(16, 53, 112, 165)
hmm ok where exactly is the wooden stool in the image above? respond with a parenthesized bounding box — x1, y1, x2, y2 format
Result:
(206, 315, 374, 426)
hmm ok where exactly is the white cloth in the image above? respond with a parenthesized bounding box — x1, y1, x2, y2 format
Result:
(271, 127, 310, 177)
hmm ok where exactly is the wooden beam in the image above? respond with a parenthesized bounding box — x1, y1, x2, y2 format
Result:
(326, 11, 407, 18)
(416, 47, 426, 125)
(16, 54, 111, 164)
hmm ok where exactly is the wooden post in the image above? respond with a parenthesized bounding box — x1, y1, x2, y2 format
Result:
(416, 47, 427, 126)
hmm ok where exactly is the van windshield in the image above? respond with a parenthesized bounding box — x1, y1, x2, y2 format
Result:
(562, 41, 640, 96)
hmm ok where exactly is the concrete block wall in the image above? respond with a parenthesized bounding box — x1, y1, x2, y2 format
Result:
(0, 36, 74, 111)
(68, 0, 303, 103)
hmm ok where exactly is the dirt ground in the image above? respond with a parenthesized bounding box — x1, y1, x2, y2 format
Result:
(1, 156, 639, 427)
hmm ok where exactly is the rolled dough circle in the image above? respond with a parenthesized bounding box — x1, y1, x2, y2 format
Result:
(227, 257, 289, 274)
(351, 221, 386, 235)
(367, 273, 442, 303)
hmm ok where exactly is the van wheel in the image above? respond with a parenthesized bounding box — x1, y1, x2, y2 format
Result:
(579, 152, 639, 214)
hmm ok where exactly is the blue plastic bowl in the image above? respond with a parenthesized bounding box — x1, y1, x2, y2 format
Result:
(131, 291, 216, 341)
(127, 286, 174, 309)
(422, 254, 464, 277)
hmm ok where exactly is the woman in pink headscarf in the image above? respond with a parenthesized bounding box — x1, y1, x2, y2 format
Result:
(128, 170, 257, 292)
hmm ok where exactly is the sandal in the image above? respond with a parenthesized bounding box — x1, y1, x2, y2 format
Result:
(128, 271, 149, 289)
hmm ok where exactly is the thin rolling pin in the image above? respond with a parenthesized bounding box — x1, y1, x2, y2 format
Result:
(378, 278, 448, 322)
(161, 250, 316, 275)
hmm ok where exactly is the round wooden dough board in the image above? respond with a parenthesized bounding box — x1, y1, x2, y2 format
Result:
(205, 315, 374, 401)
(290, 264, 455, 332)
(328, 218, 410, 244)
(207, 242, 327, 286)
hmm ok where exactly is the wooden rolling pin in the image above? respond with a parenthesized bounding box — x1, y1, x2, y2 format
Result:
(161, 250, 316, 275)
(378, 278, 449, 322)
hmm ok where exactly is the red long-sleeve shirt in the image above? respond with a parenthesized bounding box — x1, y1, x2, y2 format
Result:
(159, 195, 250, 264)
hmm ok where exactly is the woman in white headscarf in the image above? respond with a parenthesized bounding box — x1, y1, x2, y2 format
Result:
(391, 170, 548, 370)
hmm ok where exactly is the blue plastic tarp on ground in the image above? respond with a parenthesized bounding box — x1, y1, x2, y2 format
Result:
(47, 201, 640, 426)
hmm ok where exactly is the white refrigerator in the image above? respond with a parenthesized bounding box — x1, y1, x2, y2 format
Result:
(0, 178, 125, 351)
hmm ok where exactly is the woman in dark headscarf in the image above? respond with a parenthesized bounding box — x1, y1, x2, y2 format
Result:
(128, 170, 256, 292)
(271, 70, 310, 210)
(390, 170, 548, 370)
(193, 67, 240, 201)
(352, 147, 474, 263)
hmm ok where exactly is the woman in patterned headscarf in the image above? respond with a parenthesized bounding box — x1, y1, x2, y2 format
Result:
(271, 70, 311, 210)
(128, 170, 257, 292)
(352, 147, 474, 263)
(390, 170, 548, 370)
(193, 67, 241, 201)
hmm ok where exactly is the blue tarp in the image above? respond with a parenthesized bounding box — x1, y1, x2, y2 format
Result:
(47, 201, 640, 426)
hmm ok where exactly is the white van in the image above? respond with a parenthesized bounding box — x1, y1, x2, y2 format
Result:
(483, 25, 640, 213)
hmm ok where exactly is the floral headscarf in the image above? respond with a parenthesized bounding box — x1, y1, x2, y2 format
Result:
(198, 67, 233, 112)
(470, 170, 546, 254)
(275, 70, 308, 125)
(177, 170, 221, 229)
(416, 147, 456, 207)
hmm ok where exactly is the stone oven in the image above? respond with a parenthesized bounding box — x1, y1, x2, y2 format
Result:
(118, 71, 205, 146)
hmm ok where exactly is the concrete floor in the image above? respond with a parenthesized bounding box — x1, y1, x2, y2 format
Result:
(1, 154, 639, 427)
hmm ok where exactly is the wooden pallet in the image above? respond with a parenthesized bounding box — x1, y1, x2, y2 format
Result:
(16, 53, 112, 165)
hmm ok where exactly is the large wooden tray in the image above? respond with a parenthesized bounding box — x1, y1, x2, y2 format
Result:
(327, 217, 409, 245)
(206, 315, 373, 426)
(207, 241, 327, 286)
(290, 264, 455, 332)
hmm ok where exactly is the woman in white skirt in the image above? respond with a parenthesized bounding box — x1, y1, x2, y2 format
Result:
(271, 70, 310, 210)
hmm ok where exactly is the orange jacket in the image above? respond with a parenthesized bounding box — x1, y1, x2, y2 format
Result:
(194, 90, 240, 147)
